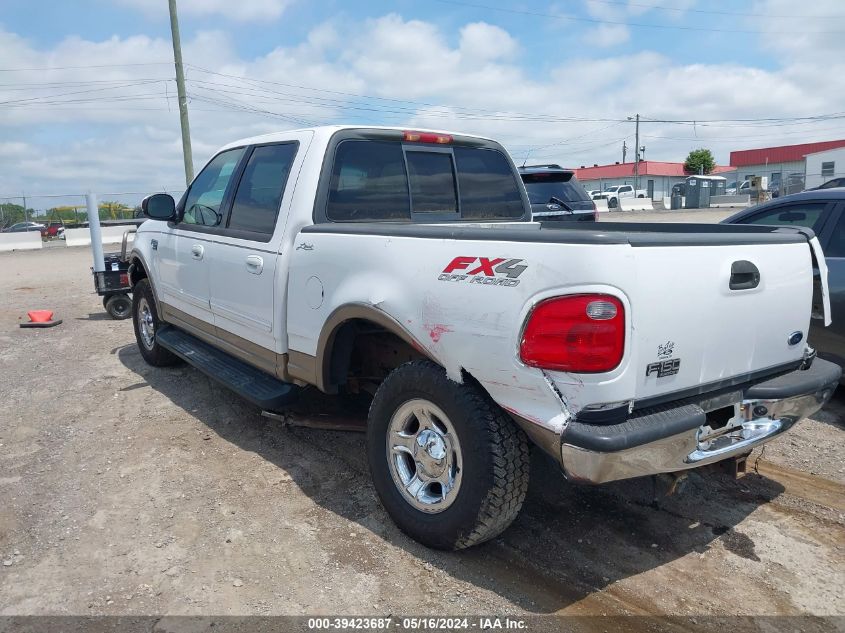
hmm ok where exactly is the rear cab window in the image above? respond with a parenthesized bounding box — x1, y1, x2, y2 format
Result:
(521, 172, 592, 205)
(322, 131, 527, 223)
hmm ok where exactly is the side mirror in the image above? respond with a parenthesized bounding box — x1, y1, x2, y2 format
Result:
(141, 193, 177, 221)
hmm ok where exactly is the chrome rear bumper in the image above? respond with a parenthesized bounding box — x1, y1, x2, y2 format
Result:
(560, 359, 840, 484)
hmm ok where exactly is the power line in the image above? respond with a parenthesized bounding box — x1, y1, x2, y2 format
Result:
(0, 79, 167, 106)
(431, 0, 845, 34)
(0, 62, 172, 72)
(583, 0, 843, 19)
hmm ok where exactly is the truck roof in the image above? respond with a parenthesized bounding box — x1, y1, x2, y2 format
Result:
(219, 125, 499, 153)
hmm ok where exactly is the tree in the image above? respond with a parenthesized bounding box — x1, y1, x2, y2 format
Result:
(98, 201, 132, 220)
(0, 202, 31, 227)
(684, 148, 716, 175)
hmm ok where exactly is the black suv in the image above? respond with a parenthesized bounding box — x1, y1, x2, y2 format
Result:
(519, 164, 597, 222)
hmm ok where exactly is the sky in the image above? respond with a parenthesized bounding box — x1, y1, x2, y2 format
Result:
(1, 0, 845, 207)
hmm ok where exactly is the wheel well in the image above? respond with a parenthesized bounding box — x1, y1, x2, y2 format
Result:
(129, 257, 148, 286)
(325, 319, 427, 395)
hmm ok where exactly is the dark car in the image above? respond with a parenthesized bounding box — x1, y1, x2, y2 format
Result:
(519, 164, 597, 222)
(722, 188, 845, 377)
(814, 177, 845, 190)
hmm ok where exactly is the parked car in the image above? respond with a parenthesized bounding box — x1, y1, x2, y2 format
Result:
(723, 188, 845, 379)
(4, 221, 45, 233)
(43, 222, 65, 238)
(813, 177, 845, 190)
(594, 184, 647, 208)
(586, 189, 601, 198)
(519, 164, 596, 221)
(726, 180, 752, 196)
(129, 125, 839, 550)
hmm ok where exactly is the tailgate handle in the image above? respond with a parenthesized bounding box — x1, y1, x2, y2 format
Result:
(730, 260, 760, 290)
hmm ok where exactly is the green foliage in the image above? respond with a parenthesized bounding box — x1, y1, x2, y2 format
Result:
(98, 201, 133, 220)
(0, 203, 32, 227)
(684, 148, 716, 175)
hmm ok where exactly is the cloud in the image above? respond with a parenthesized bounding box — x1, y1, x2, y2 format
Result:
(114, 0, 295, 22)
(584, 23, 630, 47)
(1, 7, 844, 203)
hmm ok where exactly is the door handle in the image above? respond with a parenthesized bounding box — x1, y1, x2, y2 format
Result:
(191, 244, 204, 260)
(730, 260, 760, 290)
(245, 254, 264, 274)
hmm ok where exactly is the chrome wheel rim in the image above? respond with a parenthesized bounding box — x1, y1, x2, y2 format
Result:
(387, 399, 462, 513)
(138, 298, 155, 350)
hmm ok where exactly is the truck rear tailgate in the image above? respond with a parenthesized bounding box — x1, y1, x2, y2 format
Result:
(627, 240, 813, 403)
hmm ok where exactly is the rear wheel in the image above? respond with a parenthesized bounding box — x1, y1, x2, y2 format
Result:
(367, 360, 529, 550)
(132, 279, 179, 366)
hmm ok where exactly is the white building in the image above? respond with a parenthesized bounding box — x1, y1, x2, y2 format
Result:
(730, 139, 845, 194)
(804, 147, 845, 189)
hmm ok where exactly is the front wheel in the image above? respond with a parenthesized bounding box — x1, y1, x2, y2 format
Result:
(132, 279, 179, 367)
(367, 361, 529, 550)
(608, 197, 618, 209)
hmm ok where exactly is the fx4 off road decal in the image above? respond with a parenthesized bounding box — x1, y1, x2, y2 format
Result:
(438, 257, 527, 287)
(646, 341, 681, 378)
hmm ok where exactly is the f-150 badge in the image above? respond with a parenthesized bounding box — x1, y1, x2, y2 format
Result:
(647, 341, 680, 378)
(438, 256, 527, 287)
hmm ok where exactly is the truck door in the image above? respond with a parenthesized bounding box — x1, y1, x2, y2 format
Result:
(157, 147, 246, 327)
(208, 134, 310, 375)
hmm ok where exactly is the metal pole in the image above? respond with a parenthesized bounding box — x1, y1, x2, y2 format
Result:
(23, 193, 28, 223)
(87, 192, 105, 273)
(622, 140, 627, 164)
(634, 114, 640, 192)
(168, 0, 194, 186)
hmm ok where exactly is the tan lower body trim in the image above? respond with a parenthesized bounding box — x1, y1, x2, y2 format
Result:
(287, 349, 318, 386)
(160, 302, 288, 380)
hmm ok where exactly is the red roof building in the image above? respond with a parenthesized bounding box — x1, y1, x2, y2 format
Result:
(730, 140, 845, 167)
(574, 161, 732, 180)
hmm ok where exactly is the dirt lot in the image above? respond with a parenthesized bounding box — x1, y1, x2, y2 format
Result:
(1, 237, 844, 621)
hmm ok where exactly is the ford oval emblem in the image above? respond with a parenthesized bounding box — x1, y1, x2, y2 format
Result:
(788, 331, 803, 346)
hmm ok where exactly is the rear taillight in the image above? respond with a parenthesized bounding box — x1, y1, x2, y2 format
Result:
(403, 130, 453, 144)
(520, 294, 625, 373)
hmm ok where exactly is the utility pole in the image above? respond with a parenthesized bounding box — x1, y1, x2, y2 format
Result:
(622, 140, 627, 164)
(23, 193, 28, 223)
(633, 113, 640, 192)
(168, 0, 194, 186)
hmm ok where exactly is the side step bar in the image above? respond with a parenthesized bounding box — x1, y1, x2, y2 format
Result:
(156, 326, 298, 410)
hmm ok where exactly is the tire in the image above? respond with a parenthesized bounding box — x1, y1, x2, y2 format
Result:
(105, 294, 132, 320)
(367, 360, 529, 550)
(608, 197, 618, 209)
(132, 279, 179, 367)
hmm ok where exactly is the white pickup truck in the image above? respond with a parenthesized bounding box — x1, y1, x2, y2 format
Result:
(594, 184, 647, 208)
(129, 125, 840, 550)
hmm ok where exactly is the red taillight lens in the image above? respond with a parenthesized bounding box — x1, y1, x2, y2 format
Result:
(520, 294, 625, 373)
(403, 130, 453, 144)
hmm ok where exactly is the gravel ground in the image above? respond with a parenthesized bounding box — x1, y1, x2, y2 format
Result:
(0, 245, 843, 620)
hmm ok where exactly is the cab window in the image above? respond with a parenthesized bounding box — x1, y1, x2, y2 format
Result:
(228, 143, 298, 236)
(182, 148, 245, 227)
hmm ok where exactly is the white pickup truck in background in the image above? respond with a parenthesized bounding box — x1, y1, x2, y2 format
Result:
(129, 125, 840, 550)
(594, 184, 647, 208)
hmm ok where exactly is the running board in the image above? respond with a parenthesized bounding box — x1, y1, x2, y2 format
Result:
(156, 326, 298, 410)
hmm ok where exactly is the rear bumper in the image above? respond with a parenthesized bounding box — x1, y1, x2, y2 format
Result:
(559, 358, 841, 484)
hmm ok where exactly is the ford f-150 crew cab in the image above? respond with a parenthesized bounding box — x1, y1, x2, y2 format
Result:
(129, 125, 841, 550)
